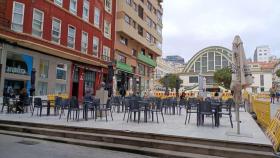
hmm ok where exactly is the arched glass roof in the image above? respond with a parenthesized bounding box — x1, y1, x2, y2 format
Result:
(183, 46, 232, 73)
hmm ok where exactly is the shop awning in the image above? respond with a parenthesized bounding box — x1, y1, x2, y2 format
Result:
(137, 53, 157, 67)
(116, 61, 133, 73)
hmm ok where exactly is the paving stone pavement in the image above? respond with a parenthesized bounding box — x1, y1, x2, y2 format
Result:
(0, 134, 154, 158)
(0, 107, 271, 146)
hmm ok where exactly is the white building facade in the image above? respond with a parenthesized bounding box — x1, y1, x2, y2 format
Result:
(253, 45, 271, 62)
(246, 62, 276, 93)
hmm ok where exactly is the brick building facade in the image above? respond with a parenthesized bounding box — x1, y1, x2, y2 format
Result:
(0, 0, 116, 100)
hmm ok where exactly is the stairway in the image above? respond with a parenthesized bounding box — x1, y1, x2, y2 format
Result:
(0, 120, 275, 158)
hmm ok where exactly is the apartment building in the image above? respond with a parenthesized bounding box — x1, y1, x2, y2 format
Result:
(114, 0, 163, 95)
(0, 0, 116, 100)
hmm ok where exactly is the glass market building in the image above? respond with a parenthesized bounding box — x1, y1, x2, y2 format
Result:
(179, 46, 232, 92)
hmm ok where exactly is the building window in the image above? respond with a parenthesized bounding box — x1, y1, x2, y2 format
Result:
(94, 7, 100, 28)
(11, 2, 24, 32)
(138, 5, 144, 19)
(104, 0, 112, 13)
(56, 63, 67, 80)
(81, 31, 88, 53)
(147, 1, 152, 11)
(104, 20, 111, 39)
(51, 18, 61, 44)
(215, 53, 221, 70)
(120, 36, 128, 45)
(208, 52, 214, 71)
(82, 0, 89, 21)
(55, 83, 66, 94)
(118, 54, 126, 63)
(102, 46, 110, 61)
(260, 74, 264, 86)
(126, 0, 132, 6)
(32, 9, 44, 38)
(133, 2, 138, 12)
(138, 25, 143, 36)
(54, 0, 63, 6)
(189, 76, 198, 83)
(67, 26, 76, 49)
(93, 36, 99, 57)
(195, 61, 200, 73)
(146, 32, 151, 43)
(138, 63, 145, 75)
(146, 17, 152, 28)
(38, 82, 48, 95)
(39, 59, 49, 79)
(69, 0, 77, 15)
(132, 49, 137, 57)
(156, 25, 162, 35)
(124, 14, 130, 24)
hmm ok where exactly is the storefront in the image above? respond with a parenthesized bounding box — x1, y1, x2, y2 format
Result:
(0, 43, 71, 97)
(70, 63, 102, 100)
(114, 61, 133, 95)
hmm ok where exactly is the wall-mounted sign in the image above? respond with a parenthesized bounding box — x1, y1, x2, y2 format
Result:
(6, 52, 33, 76)
(6, 66, 27, 75)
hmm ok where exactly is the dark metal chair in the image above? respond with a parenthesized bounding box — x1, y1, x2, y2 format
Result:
(185, 98, 198, 124)
(127, 99, 141, 123)
(150, 99, 164, 123)
(97, 99, 113, 122)
(219, 98, 234, 128)
(32, 97, 44, 116)
(67, 97, 81, 122)
(198, 100, 215, 127)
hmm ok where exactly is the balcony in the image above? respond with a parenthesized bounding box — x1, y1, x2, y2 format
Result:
(137, 53, 156, 67)
(116, 61, 133, 73)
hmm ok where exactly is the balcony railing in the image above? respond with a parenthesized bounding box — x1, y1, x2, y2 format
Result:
(137, 53, 157, 67)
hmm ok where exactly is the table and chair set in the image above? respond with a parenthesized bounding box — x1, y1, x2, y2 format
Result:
(0, 95, 235, 128)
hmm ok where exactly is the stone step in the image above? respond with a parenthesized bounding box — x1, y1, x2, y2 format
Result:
(0, 120, 272, 152)
(0, 130, 224, 158)
(0, 123, 275, 158)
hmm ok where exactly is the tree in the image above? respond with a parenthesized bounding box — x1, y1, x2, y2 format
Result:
(213, 67, 232, 89)
(159, 74, 183, 90)
(276, 69, 280, 78)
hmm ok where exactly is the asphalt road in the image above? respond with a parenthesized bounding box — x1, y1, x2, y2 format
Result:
(0, 134, 154, 158)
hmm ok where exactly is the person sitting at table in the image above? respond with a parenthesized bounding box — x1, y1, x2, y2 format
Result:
(17, 88, 29, 113)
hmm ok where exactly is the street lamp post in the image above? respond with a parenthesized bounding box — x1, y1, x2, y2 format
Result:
(164, 74, 169, 96)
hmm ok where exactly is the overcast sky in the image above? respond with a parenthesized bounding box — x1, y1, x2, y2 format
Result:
(162, 0, 280, 62)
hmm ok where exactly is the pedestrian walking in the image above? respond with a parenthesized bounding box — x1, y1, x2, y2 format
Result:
(269, 86, 276, 104)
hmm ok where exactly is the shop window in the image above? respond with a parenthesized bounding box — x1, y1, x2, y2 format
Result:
(56, 63, 67, 80)
(93, 36, 99, 57)
(32, 8, 44, 38)
(189, 76, 198, 83)
(82, 0, 89, 21)
(11, 1, 25, 32)
(55, 83, 66, 94)
(39, 59, 49, 79)
(94, 7, 100, 28)
(84, 70, 95, 95)
(38, 82, 48, 95)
